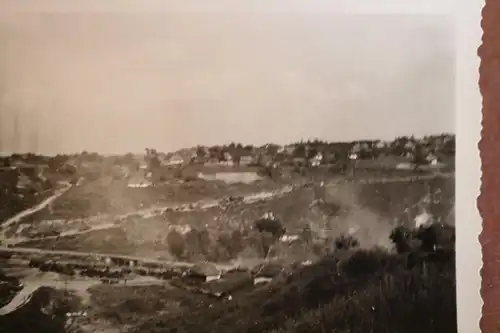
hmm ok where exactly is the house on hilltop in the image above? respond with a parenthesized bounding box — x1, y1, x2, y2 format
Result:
(127, 170, 153, 188)
(229, 148, 254, 166)
(309, 152, 323, 167)
(163, 153, 185, 167)
(240, 154, 254, 166)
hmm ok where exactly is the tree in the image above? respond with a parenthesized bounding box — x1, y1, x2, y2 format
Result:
(391, 136, 409, 157)
(260, 231, 278, 258)
(333, 234, 359, 251)
(265, 144, 280, 156)
(198, 228, 212, 255)
(307, 147, 318, 160)
(216, 231, 243, 258)
(412, 145, 428, 171)
(293, 144, 306, 158)
(254, 218, 286, 239)
(441, 137, 455, 155)
(300, 225, 313, 245)
(389, 225, 414, 254)
(196, 146, 207, 158)
(167, 230, 185, 258)
(184, 228, 212, 258)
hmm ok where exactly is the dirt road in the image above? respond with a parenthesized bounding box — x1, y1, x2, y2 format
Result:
(0, 246, 240, 271)
(1, 182, 73, 231)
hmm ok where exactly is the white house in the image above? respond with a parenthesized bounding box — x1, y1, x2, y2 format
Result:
(395, 162, 414, 170)
(414, 210, 433, 228)
(404, 141, 416, 150)
(309, 152, 323, 167)
(240, 155, 254, 165)
(223, 152, 233, 162)
(254, 277, 273, 285)
(425, 153, 446, 167)
(127, 171, 153, 188)
(164, 154, 184, 166)
(280, 234, 300, 243)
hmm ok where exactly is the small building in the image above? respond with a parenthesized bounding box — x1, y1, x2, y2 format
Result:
(127, 171, 153, 188)
(239, 154, 254, 166)
(284, 145, 295, 155)
(163, 154, 184, 166)
(16, 175, 32, 189)
(0, 168, 19, 190)
(375, 141, 386, 149)
(223, 152, 233, 162)
(292, 157, 307, 166)
(188, 262, 221, 282)
(204, 158, 221, 166)
(309, 152, 323, 167)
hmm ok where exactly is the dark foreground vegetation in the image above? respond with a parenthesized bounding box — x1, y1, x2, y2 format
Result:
(0, 287, 77, 333)
(0, 223, 456, 333)
(133, 223, 456, 333)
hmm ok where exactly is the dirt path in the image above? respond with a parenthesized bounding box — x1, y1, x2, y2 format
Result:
(1, 182, 73, 231)
(4, 185, 295, 246)
(0, 284, 38, 315)
(0, 272, 167, 316)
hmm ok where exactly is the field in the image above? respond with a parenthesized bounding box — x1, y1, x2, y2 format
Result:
(21, 173, 292, 222)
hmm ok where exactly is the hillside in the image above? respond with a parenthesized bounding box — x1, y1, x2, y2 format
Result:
(132, 246, 456, 333)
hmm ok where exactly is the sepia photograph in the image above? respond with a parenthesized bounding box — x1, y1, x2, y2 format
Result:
(0, 2, 459, 333)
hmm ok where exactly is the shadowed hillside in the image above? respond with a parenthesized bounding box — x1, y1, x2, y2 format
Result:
(133, 240, 456, 333)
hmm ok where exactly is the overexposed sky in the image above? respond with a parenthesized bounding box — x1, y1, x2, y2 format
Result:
(0, 0, 455, 154)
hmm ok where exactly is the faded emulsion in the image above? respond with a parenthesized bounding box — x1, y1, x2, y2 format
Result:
(0, 3, 456, 333)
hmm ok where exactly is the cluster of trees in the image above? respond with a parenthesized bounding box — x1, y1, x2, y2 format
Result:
(167, 228, 246, 262)
(136, 220, 456, 333)
(166, 207, 455, 265)
(166, 217, 291, 262)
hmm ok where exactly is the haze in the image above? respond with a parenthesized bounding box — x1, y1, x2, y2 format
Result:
(0, 10, 455, 155)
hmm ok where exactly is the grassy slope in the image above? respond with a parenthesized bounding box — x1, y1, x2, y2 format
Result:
(16, 176, 454, 263)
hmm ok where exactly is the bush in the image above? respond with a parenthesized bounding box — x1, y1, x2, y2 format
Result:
(333, 234, 360, 251)
(254, 218, 286, 239)
(166, 230, 185, 258)
(216, 230, 244, 259)
(183, 228, 212, 260)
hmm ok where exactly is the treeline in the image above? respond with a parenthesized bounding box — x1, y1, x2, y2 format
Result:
(1, 133, 453, 163)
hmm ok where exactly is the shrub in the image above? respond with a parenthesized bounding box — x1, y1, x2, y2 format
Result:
(254, 218, 286, 239)
(333, 234, 360, 251)
(216, 230, 244, 259)
(166, 230, 185, 258)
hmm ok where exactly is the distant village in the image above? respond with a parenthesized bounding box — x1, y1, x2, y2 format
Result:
(0, 133, 455, 193)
